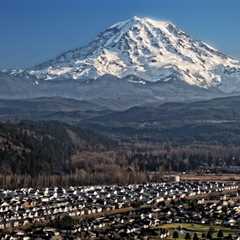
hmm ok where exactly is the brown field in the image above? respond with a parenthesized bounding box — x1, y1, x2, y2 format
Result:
(178, 173, 240, 182)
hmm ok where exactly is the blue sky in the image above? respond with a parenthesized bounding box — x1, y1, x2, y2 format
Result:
(1, 0, 240, 68)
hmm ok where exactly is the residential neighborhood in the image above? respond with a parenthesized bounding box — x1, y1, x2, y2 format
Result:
(0, 181, 239, 239)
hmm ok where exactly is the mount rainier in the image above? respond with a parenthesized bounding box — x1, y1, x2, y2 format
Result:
(1, 16, 240, 109)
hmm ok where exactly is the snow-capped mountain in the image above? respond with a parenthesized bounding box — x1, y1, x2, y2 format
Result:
(15, 16, 240, 93)
(1, 16, 240, 110)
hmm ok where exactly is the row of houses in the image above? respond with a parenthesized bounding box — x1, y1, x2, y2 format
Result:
(0, 181, 239, 239)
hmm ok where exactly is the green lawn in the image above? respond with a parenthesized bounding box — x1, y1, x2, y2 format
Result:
(157, 223, 239, 239)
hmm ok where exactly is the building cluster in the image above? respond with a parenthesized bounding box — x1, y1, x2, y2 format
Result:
(0, 181, 239, 239)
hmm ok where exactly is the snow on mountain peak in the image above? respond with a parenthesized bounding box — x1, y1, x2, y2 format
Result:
(12, 16, 240, 92)
(109, 16, 171, 30)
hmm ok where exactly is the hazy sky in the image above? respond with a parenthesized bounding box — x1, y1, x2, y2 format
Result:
(1, 0, 240, 68)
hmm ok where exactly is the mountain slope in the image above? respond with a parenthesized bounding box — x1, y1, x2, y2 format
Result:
(11, 16, 240, 93)
(90, 95, 240, 123)
(0, 73, 225, 110)
(0, 121, 114, 176)
(83, 95, 240, 144)
(0, 97, 111, 122)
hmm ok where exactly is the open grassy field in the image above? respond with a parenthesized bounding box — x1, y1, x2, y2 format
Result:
(159, 223, 239, 239)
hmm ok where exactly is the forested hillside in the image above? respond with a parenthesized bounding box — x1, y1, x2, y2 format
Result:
(1, 96, 240, 187)
(0, 121, 114, 176)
